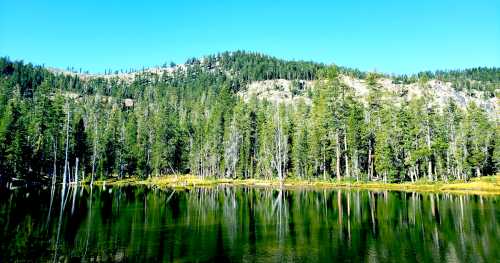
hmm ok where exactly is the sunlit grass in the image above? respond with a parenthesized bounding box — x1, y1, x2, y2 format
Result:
(92, 174, 500, 195)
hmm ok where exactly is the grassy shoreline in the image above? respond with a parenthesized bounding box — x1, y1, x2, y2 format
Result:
(91, 175, 500, 195)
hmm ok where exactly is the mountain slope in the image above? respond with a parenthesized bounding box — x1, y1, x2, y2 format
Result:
(0, 51, 498, 185)
(46, 51, 499, 117)
(239, 76, 498, 117)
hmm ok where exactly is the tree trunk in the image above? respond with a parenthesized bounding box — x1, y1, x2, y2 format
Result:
(344, 131, 349, 178)
(91, 117, 98, 186)
(63, 109, 70, 185)
(322, 144, 326, 180)
(354, 150, 359, 182)
(445, 149, 450, 182)
(426, 124, 433, 181)
(74, 158, 79, 185)
(368, 145, 373, 180)
(336, 131, 341, 181)
(52, 139, 57, 185)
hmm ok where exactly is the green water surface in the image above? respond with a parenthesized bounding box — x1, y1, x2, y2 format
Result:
(0, 185, 498, 262)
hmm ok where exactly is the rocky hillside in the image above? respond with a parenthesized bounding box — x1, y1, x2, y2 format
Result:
(1, 52, 498, 183)
(46, 51, 499, 117)
(238, 76, 498, 117)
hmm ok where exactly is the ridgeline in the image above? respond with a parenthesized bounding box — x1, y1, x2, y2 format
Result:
(0, 51, 498, 188)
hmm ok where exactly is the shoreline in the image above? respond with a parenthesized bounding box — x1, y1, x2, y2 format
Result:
(92, 175, 500, 195)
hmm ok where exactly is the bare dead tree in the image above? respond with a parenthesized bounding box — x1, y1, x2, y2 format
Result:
(224, 118, 241, 178)
(62, 106, 71, 186)
(271, 110, 288, 181)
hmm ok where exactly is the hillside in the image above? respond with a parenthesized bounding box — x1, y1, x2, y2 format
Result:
(46, 51, 499, 116)
(239, 77, 497, 116)
(0, 51, 498, 186)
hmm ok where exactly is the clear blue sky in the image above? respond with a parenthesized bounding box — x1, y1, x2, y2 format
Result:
(0, 0, 498, 74)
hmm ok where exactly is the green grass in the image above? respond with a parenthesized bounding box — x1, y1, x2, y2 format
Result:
(91, 174, 500, 195)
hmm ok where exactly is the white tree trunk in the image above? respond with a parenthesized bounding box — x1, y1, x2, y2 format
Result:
(426, 122, 433, 181)
(91, 117, 98, 186)
(344, 132, 349, 178)
(74, 157, 79, 185)
(63, 109, 70, 185)
(224, 119, 240, 178)
(272, 111, 288, 181)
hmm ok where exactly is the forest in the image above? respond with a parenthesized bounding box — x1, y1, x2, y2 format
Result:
(0, 51, 498, 186)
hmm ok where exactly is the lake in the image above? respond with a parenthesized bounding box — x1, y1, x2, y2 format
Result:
(0, 184, 498, 262)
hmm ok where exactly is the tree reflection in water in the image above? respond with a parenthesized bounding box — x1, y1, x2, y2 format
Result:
(0, 185, 498, 262)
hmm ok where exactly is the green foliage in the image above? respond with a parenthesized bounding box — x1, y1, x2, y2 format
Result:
(393, 67, 500, 97)
(0, 56, 497, 185)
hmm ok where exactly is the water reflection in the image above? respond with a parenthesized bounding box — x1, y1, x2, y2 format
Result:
(0, 185, 498, 262)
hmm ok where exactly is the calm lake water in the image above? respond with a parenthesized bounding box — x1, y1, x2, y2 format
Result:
(0, 185, 499, 262)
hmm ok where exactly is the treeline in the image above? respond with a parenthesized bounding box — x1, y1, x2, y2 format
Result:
(193, 51, 498, 97)
(188, 51, 368, 83)
(0, 57, 498, 185)
(393, 67, 499, 97)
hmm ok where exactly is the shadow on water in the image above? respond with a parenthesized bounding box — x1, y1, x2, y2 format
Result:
(0, 184, 499, 262)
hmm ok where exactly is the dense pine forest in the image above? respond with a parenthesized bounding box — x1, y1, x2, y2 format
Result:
(0, 51, 498, 186)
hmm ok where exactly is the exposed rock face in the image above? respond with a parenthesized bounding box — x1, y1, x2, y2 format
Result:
(48, 65, 185, 83)
(239, 79, 314, 105)
(238, 76, 498, 118)
(50, 61, 498, 118)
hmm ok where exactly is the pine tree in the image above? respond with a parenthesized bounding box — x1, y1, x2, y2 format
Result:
(465, 102, 493, 178)
(292, 101, 310, 178)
